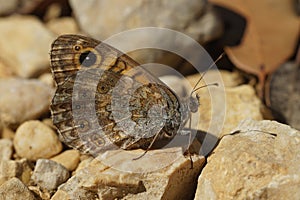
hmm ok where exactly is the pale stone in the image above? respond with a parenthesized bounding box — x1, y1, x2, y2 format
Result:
(46, 17, 79, 35)
(187, 70, 244, 88)
(69, 0, 222, 65)
(74, 156, 93, 174)
(0, 159, 32, 185)
(0, 127, 15, 140)
(0, 78, 54, 128)
(38, 73, 55, 87)
(0, 178, 36, 200)
(195, 119, 300, 200)
(51, 150, 81, 171)
(70, 0, 209, 39)
(31, 159, 70, 191)
(0, 59, 14, 78)
(14, 120, 62, 160)
(43, 3, 63, 21)
(0, 0, 42, 16)
(160, 70, 244, 102)
(159, 75, 192, 98)
(0, 15, 55, 78)
(17, 0, 43, 14)
(0, 0, 18, 15)
(53, 148, 205, 199)
(28, 185, 51, 200)
(51, 190, 72, 200)
(218, 85, 262, 134)
(42, 118, 56, 130)
(0, 139, 13, 162)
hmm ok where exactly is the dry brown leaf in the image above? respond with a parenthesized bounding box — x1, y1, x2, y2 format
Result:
(209, 0, 300, 95)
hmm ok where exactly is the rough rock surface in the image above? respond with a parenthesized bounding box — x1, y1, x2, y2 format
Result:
(14, 120, 62, 160)
(0, 177, 36, 200)
(0, 15, 55, 78)
(42, 118, 56, 130)
(0, 0, 18, 15)
(69, 0, 222, 67)
(50, 150, 80, 171)
(0, 59, 14, 78)
(187, 70, 244, 88)
(46, 17, 79, 35)
(74, 156, 94, 173)
(195, 119, 300, 200)
(69, 0, 220, 41)
(38, 73, 55, 87)
(0, 158, 32, 185)
(31, 159, 70, 191)
(0, 127, 15, 140)
(0, 79, 54, 128)
(52, 148, 205, 200)
(0, 139, 13, 162)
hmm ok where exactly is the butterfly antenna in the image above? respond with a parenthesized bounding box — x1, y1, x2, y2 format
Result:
(190, 52, 224, 96)
(192, 83, 219, 93)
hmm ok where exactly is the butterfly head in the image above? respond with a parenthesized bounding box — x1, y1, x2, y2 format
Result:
(188, 93, 200, 113)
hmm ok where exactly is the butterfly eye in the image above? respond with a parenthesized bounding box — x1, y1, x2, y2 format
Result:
(79, 50, 97, 67)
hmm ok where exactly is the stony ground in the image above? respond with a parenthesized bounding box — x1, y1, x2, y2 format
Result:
(0, 1, 299, 200)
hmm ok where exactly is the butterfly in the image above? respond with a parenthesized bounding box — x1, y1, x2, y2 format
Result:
(50, 34, 200, 158)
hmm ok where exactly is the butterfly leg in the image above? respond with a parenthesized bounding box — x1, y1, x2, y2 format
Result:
(132, 130, 162, 160)
(186, 113, 194, 169)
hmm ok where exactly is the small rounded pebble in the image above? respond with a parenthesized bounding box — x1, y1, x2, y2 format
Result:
(42, 118, 56, 130)
(13, 120, 62, 160)
(0, 78, 54, 128)
(38, 73, 55, 87)
(1, 127, 15, 140)
(51, 150, 81, 171)
(0, 15, 55, 78)
(0, 0, 18, 15)
(46, 17, 79, 35)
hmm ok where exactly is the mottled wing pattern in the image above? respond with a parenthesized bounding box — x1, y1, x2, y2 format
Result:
(50, 34, 183, 155)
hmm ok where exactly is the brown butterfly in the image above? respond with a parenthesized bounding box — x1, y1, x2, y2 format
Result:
(50, 34, 199, 157)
